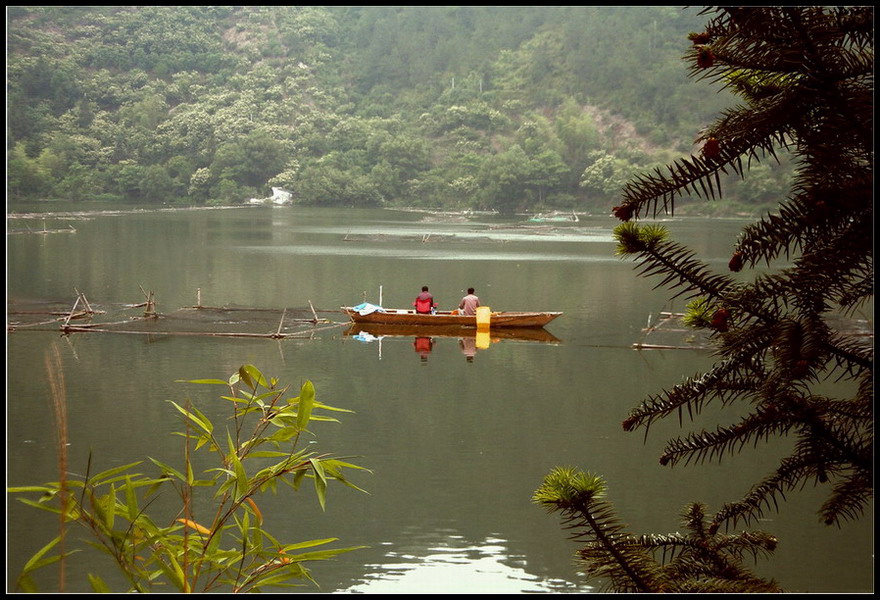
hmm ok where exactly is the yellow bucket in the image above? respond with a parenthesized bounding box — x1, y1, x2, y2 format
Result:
(476, 306, 491, 330)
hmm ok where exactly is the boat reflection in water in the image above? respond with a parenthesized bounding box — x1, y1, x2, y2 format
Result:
(345, 323, 561, 363)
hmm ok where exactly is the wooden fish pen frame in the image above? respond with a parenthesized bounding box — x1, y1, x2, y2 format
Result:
(632, 310, 711, 350)
(632, 310, 873, 350)
(7, 222, 77, 235)
(8, 287, 348, 340)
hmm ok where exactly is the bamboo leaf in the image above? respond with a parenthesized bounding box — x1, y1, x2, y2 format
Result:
(177, 518, 212, 535)
(296, 381, 316, 431)
(169, 401, 212, 435)
(230, 452, 248, 502)
(267, 427, 301, 443)
(246, 450, 301, 458)
(193, 433, 212, 451)
(89, 462, 144, 485)
(16, 574, 37, 593)
(281, 537, 339, 551)
(206, 524, 224, 556)
(305, 415, 341, 423)
(177, 378, 228, 385)
(15, 497, 65, 515)
(309, 458, 327, 510)
(250, 390, 280, 405)
(148, 458, 185, 482)
(106, 484, 118, 530)
(241, 364, 270, 389)
(7, 485, 56, 493)
(284, 546, 369, 562)
(246, 497, 263, 526)
(88, 573, 112, 593)
(220, 395, 250, 405)
(20, 552, 66, 575)
(124, 476, 139, 521)
(158, 552, 188, 592)
(21, 536, 61, 574)
(313, 402, 355, 414)
(88, 490, 110, 534)
(189, 405, 214, 433)
(227, 429, 236, 457)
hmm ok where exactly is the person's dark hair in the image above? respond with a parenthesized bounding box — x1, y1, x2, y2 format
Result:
(468, 288, 475, 294)
(422, 286, 429, 292)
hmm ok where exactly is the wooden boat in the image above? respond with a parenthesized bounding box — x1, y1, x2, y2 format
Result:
(341, 306, 561, 328)
(344, 323, 561, 343)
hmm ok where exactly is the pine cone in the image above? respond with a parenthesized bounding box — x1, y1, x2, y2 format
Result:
(728, 251, 743, 272)
(702, 137, 721, 160)
(612, 203, 635, 221)
(697, 46, 715, 68)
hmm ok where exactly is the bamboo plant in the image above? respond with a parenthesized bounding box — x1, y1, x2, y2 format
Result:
(9, 362, 369, 593)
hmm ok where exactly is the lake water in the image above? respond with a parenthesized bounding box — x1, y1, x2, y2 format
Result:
(6, 205, 873, 593)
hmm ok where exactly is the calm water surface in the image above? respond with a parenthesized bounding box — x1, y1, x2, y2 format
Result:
(6, 205, 873, 593)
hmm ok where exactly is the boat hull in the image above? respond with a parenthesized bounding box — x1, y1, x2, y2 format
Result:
(341, 307, 561, 328)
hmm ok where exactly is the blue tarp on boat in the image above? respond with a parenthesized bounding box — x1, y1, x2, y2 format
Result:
(351, 302, 385, 316)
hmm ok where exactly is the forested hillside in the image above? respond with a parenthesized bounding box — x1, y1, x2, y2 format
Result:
(6, 6, 791, 214)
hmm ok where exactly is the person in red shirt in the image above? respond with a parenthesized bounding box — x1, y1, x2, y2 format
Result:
(413, 286, 437, 314)
(458, 288, 480, 316)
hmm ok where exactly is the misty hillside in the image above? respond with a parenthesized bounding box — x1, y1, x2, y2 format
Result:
(8, 6, 786, 214)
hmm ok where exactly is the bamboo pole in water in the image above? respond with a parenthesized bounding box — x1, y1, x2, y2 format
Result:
(275, 308, 287, 337)
(62, 296, 82, 327)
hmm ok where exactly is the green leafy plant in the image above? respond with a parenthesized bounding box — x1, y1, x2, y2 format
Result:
(9, 362, 369, 593)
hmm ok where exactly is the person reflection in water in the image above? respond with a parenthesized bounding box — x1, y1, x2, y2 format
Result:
(459, 337, 477, 363)
(413, 336, 433, 363)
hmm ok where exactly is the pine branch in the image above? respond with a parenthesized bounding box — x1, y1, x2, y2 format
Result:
(622, 359, 764, 434)
(710, 456, 813, 531)
(711, 428, 872, 531)
(602, 7, 872, 585)
(657, 413, 794, 469)
(615, 228, 738, 303)
(819, 472, 874, 526)
(733, 176, 873, 270)
(628, 503, 782, 592)
(533, 468, 667, 592)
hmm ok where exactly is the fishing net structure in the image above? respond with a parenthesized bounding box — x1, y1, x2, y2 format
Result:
(7, 291, 346, 340)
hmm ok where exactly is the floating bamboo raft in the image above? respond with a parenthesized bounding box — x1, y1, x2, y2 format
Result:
(7, 288, 349, 340)
(632, 310, 873, 350)
(632, 311, 712, 350)
(7, 223, 78, 235)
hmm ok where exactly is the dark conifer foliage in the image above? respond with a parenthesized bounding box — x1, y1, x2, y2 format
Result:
(539, 6, 872, 592)
(533, 468, 783, 592)
(618, 4, 872, 530)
